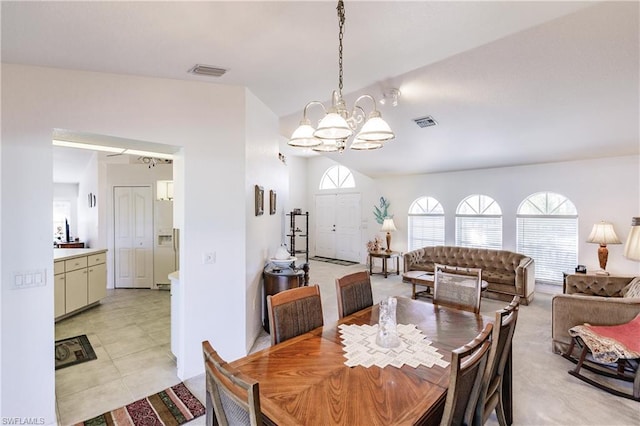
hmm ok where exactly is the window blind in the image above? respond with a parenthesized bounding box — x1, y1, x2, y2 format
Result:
(408, 215, 445, 250)
(455, 216, 502, 249)
(517, 216, 578, 284)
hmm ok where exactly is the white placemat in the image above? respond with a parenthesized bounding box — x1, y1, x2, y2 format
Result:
(338, 323, 450, 369)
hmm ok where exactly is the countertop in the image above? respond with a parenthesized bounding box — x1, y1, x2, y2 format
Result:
(168, 270, 179, 281)
(54, 248, 107, 262)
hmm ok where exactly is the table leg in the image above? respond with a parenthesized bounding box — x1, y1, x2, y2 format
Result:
(412, 283, 417, 299)
(369, 255, 373, 275)
(395, 256, 399, 275)
(383, 258, 388, 278)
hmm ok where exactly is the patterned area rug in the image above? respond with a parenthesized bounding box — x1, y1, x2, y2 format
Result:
(55, 334, 97, 370)
(310, 256, 359, 266)
(75, 382, 205, 426)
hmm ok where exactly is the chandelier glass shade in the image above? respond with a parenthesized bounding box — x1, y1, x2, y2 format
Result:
(288, 1, 394, 153)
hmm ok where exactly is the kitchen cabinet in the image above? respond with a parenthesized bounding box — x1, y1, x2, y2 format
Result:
(54, 248, 107, 321)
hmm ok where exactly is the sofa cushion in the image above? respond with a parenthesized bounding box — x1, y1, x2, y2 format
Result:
(622, 277, 640, 298)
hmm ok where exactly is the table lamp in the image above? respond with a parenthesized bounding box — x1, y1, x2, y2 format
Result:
(623, 217, 640, 261)
(587, 221, 621, 272)
(381, 217, 397, 253)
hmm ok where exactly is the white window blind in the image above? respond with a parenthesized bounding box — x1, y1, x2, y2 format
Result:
(409, 216, 445, 250)
(516, 192, 578, 285)
(455, 216, 502, 249)
(408, 196, 445, 250)
(455, 195, 502, 249)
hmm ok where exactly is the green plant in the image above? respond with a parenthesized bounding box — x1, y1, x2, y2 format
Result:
(373, 197, 391, 225)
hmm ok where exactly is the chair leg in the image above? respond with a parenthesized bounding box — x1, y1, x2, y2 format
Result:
(495, 387, 508, 426)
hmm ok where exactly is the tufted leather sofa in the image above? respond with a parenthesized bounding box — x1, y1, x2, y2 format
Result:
(551, 274, 640, 354)
(403, 246, 535, 305)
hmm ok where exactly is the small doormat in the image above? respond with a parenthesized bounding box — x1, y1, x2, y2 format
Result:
(55, 334, 97, 370)
(75, 382, 205, 426)
(310, 256, 359, 266)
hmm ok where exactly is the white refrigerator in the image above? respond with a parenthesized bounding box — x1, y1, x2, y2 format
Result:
(154, 199, 176, 288)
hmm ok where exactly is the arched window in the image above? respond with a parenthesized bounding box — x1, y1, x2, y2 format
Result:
(407, 196, 445, 250)
(517, 192, 578, 285)
(455, 195, 502, 249)
(319, 165, 355, 190)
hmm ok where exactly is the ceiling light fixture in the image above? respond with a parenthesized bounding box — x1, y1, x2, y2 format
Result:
(379, 88, 401, 107)
(288, 0, 395, 153)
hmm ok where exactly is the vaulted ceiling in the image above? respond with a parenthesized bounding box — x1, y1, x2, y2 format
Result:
(2, 1, 638, 180)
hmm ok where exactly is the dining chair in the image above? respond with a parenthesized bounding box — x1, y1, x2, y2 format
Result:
(202, 340, 262, 426)
(267, 284, 324, 345)
(474, 296, 520, 426)
(335, 271, 374, 319)
(433, 263, 483, 314)
(440, 323, 494, 426)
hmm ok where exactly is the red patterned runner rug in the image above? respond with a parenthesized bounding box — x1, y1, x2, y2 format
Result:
(75, 382, 205, 426)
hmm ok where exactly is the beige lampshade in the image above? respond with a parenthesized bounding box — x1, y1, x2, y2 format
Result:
(586, 221, 621, 245)
(381, 218, 397, 232)
(623, 217, 640, 261)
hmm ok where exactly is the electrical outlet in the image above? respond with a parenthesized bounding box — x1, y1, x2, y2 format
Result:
(202, 252, 216, 264)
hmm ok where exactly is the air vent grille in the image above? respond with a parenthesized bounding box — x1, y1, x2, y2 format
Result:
(413, 116, 438, 128)
(189, 64, 227, 77)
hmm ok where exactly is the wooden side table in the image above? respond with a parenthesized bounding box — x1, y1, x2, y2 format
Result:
(368, 250, 401, 278)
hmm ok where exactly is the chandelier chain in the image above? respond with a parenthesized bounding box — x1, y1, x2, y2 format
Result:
(337, 0, 345, 97)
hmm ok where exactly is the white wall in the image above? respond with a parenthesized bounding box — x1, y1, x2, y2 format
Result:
(1, 64, 280, 421)
(244, 91, 288, 350)
(304, 155, 640, 276)
(77, 152, 99, 248)
(375, 155, 640, 275)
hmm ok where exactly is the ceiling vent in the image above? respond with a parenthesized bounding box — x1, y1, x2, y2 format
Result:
(413, 116, 438, 128)
(188, 64, 227, 77)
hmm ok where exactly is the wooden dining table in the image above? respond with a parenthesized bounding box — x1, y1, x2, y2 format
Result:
(230, 297, 501, 425)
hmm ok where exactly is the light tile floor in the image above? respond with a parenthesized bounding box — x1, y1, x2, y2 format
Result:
(55, 261, 639, 425)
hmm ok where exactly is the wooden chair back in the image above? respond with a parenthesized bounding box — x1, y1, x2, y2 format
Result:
(475, 296, 520, 426)
(202, 340, 261, 426)
(267, 284, 324, 345)
(433, 263, 483, 314)
(335, 271, 374, 319)
(440, 323, 493, 426)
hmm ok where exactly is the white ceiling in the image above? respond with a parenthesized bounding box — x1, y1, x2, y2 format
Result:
(2, 1, 638, 180)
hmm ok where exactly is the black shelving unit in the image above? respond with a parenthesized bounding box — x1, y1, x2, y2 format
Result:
(286, 211, 309, 264)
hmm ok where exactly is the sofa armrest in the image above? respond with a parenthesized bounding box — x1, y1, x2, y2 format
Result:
(515, 256, 535, 301)
(403, 249, 425, 273)
(551, 294, 640, 354)
(565, 274, 634, 297)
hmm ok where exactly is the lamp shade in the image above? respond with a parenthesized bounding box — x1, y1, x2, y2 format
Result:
(381, 218, 397, 232)
(587, 221, 621, 245)
(350, 139, 383, 150)
(314, 113, 353, 140)
(623, 217, 640, 261)
(289, 120, 321, 147)
(355, 114, 395, 142)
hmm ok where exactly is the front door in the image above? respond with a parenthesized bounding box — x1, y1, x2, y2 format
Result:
(315, 193, 362, 262)
(335, 193, 361, 262)
(315, 194, 336, 258)
(114, 186, 153, 288)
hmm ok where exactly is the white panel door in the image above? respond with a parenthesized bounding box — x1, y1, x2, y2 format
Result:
(114, 186, 153, 288)
(315, 194, 336, 258)
(315, 193, 362, 261)
(335, 193, 361, 262)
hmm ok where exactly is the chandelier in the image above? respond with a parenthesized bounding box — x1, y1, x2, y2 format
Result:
(288, 0, 395, 153)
